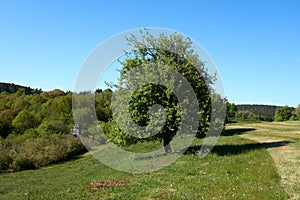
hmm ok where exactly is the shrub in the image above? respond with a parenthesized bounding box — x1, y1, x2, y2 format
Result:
(0, 138, 13, 172)
(233, 111, 261, 122)
(104, 120, 137, 147)
(274, 106, 292, 121)
(0, 134, 87, 172)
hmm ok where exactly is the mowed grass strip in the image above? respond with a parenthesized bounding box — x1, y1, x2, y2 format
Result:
(0, 135, 287, 199)
(233, 121, 300, 200)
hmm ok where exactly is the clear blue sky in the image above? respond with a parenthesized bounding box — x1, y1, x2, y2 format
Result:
(0, 0, 299, 107)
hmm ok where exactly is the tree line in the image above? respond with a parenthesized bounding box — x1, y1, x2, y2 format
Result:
(0, 82, 42, 95)
(226, 103, 298, 122)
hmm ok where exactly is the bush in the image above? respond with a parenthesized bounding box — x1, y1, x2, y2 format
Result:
(0, 138, 13, 171)
(274, 106, 292, 121)
(233, 111, 261, 122)
(9, 151, 34, 171)
(248, 114, 260, 122)
(104, 120, 137, 147)
(65, 136, 87, 158)
(0, 134, 86, 172)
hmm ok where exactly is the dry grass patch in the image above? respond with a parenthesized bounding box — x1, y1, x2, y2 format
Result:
(88, 180, 127, 191)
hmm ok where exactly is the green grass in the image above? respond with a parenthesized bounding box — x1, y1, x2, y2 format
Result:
(0, 134, 288, 199)
(230, 121, 300, 199)
(123, 140, 162, 153)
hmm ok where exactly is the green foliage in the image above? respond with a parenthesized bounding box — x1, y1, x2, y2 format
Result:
(0, 85, 106, 172)
(60, 95, 73, 122)
(274, 106, 292, 121)
(0, 137, 13, 170)
(235, 111, 248, 121)
(13, 98, 30, 114)
(0, 82, 41, 94)
(47, 89, 65, 98)
(37, 120, 69, 135)
(0, 110, 14, 138)
(95, 89, 113, 122)
(225, 102, 237, 122)
(0, 134, 86, 172)
(103, 120, 137, 146)
(234, 111, 261, 122)
(290, 104, 300, 120)
(12, 110, 39, 134)
(111, 30, 214, 152)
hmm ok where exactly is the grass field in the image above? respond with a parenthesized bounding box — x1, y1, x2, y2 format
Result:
(2, 121, 300, 199)
(229, 121, 300, 200)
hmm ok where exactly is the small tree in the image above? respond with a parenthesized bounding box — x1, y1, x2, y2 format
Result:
(274, 106, 292, 121)
(112, 30, 216, 153)
(225, 102, 237, 123)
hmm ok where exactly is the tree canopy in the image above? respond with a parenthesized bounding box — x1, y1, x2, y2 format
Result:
(110, 30, 216, 153)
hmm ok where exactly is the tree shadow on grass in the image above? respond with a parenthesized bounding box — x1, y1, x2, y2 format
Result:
(184, 140, 292, 156)
(131, 140, 292, 160)
(222, 128, 256, 136)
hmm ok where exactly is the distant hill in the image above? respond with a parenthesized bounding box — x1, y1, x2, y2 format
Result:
(0, 82, 42, 94)
(236, 104, 294, 121)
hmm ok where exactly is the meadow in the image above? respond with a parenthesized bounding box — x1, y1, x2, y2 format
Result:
(1, 121, 300, 199)
(230, 121, 300, 200)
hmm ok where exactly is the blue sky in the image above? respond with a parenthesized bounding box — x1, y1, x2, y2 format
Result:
(0, 0, 299, 107)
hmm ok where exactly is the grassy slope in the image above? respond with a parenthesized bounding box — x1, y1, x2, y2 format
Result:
(0, 133, 287, 199)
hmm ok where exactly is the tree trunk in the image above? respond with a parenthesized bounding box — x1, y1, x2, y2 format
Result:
(163, 135, 172, 153)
